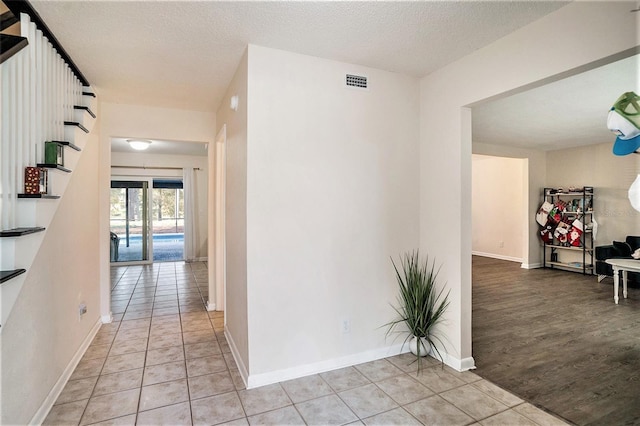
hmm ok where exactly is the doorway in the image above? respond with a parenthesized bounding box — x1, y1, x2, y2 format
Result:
(109, 177, 186, 263)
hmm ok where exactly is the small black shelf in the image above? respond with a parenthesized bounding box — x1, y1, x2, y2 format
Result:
(50, 140, 81, 152)
(0, 34, 28, 65)
(64, 121, 89, 133)
(74, 105, 96, 119)
(0, 227, 45, 237)
(17, 194, 60, 199)
(82, 92, 96, 98)
(1, 11, 19, 30)
(37, 163, 71, 173)
(1, 269, 26, 284)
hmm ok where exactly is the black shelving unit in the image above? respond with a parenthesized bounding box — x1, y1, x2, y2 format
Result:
(542, 187, 594, 275)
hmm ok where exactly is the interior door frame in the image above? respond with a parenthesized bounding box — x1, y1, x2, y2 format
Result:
(208, 125, 226, 312)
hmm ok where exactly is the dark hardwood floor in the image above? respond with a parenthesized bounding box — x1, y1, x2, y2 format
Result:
(472, 256, 640, 426)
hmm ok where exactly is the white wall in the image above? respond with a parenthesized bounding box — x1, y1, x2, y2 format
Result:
(420, 2, 639, 369)
(98, 102, 216, 320)
(1, 125, 101, 424)
(546, 142, 640, 245)
(110, 152, 209, 258)
(473, 142, 547, 269)
(472, 155, 526, 262)
(216, 51, 249, 377)
(244, 45, 420, 385)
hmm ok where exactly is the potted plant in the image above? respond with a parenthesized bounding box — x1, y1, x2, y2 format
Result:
(385, 251, 450, 366)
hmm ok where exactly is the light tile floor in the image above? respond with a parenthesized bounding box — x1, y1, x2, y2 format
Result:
(44, 261, 568, 426)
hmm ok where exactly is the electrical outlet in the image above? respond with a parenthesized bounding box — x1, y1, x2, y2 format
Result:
(499, 241, 504, 248)
(78, 303, 87, 320)
(341, 318, 351, 334)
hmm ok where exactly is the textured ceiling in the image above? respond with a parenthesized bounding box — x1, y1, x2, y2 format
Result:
(32, 0, 625, 154)
(30, 1, 568, 112)
(472, 54, 640, 151)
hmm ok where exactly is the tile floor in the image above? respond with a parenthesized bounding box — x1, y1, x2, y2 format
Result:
(44, 261, 568, 425)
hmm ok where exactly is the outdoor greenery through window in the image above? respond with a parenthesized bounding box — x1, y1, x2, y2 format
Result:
(109, 179, 185, 263)
(109, 187, 184, 235)
(152, 188, 184, 234)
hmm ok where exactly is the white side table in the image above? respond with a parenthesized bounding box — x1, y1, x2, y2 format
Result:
(605, 259, 640, 304)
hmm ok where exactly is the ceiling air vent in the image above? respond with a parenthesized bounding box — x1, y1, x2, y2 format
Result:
(346, 74, 368, 89)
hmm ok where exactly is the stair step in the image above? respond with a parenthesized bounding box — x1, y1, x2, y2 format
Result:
(64, 121, 89, 133)
(0, 227, 45, 237)
(0, 11, 19, 31)
(37, 163, 71, 173)
(0, 269, 26, 284)
(74, 105, 96, 118)
(82, 91, 96, 98)
(50, 140, 81, 152)
(17, 194, 60, 199)
(0, 34, 28, 65)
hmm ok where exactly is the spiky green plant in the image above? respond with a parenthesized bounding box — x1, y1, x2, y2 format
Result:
(385, 251, 450, 367)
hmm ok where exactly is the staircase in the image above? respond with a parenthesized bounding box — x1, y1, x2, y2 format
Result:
(0, 5, 97, 329)
(0, 1, 27, 64)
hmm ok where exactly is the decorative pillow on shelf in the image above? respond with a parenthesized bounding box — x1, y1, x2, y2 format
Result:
(612, 240, 633, 257)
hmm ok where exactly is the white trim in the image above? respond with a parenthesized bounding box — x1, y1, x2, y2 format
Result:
(214, 135, 226, 312)
(228, 332, 474, 389)
(225, 326, 248, 389)
(442, 354, 476, 371)
(206, 301, 216, 312)
(101, 313, 113, 324)
(246, 343, 410, 389)
(521, 262, 542, 269)
(472, 251, 522, 263)
(186, 257, 208, 262)
(29, 317, 102, 425)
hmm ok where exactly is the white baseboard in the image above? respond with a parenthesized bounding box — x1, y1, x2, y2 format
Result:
(225, 335, 475, 390)
(101, 313, 113, 323)
(186, 257, 208, 263)
(206, 301, 216, 312)
(30, 317, 102, 425)
(246, 343, 412, 389)
(443, 354, 476, 371)
(225, 327, 249, 389)
(472, 251, 522, 263)
(521, 262, 542, 269)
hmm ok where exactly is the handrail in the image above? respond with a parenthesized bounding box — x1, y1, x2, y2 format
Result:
(4, 0, 90, 86)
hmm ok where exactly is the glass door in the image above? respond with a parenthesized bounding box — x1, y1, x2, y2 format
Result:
(110, 180, 150, 263)
(151, 179, 184, 262)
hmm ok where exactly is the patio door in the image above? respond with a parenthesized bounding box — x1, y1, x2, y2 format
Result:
(110, 180, 150, 263)
(151, 179, 184, 262)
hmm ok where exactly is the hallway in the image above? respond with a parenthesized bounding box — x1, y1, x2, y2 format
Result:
(43, 261, 566, 425)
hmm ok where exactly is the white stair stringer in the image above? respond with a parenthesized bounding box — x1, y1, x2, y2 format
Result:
(0, 11, 98, 331)
(0, 120, 94, 330)
(1, 127, 94, 330)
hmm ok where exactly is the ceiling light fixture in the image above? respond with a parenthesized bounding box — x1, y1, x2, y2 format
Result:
(127, 139, 152, 151)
